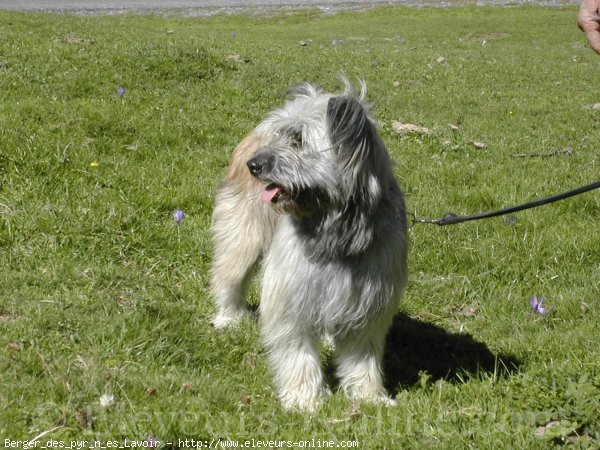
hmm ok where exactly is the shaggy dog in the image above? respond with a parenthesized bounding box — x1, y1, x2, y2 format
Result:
(210, 81, 408, 411)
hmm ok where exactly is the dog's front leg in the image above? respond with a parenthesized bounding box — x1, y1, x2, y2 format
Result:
(260, 269, 327, 411)
(335, 316, 396, 406)
(261, 318, 327, 412)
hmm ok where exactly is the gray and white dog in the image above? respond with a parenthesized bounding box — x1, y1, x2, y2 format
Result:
(210, 81, 408, 411)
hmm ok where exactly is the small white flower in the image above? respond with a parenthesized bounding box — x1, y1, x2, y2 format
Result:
(99, 393, 115, 408)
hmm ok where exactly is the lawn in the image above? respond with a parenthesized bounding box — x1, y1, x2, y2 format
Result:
(0, 4, 599, 449)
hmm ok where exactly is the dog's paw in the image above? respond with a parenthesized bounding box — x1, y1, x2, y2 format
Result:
(378, 395, 397, 407)
(212, 308, 252, 330)
(280, 394, 321, 413)
(280, 387, 330, 413)
(354, 394, 397, 408)
(343, 386, 397, 408)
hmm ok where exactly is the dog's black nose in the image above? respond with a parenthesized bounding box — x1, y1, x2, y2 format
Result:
(247, 155, 269, 176)
(247, 158, 263, 175)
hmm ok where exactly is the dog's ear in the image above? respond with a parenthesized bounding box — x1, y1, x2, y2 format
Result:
(327, 94, 393, 208)
(327, 95, 374, 158)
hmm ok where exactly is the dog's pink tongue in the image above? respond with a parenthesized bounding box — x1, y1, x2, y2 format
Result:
(261, 185, 280, 203)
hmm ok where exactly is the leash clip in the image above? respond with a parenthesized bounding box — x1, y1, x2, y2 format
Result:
(408, 212, 441, 228)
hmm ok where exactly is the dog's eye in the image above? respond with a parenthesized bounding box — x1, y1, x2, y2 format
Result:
(290, 130, 303, 148)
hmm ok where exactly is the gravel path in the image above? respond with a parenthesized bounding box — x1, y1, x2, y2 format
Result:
(0, 0, 580, 16)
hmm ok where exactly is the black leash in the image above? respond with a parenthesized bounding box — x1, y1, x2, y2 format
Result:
(410, 180, 600, 227)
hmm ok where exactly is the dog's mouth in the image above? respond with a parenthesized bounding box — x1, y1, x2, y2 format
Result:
(261, 183, 291, 204)
(259, 182, 330, 217)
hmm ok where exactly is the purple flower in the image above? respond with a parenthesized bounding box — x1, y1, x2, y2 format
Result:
(117, 87, 126, 97)
(529, 295, 547, 315)
(173, 209, 185, 225)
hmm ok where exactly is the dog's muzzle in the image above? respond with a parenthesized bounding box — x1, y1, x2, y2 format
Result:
(246, 155, 291, 204)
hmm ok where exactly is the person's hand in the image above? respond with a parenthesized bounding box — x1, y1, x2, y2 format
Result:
(578, 0, 600, 53)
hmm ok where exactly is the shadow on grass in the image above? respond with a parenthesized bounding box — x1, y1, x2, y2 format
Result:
(384, 313, 520, 393)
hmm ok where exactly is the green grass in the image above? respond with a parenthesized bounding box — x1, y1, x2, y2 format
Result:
(1, 5, 599, 449)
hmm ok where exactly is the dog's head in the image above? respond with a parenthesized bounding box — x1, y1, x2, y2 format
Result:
(247, 82, 394, 218)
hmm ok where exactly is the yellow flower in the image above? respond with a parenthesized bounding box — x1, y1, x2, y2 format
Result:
(90, 161, 99, 168)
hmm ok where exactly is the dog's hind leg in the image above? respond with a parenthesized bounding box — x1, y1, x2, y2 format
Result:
(334, 316, 396, 406)
(210, 195, 262, 328)
(210, 133, 275, 329)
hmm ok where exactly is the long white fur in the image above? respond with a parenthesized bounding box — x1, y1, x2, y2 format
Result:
(210, 82, 408, 411)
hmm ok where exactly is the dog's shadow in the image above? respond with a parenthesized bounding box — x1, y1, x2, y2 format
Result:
(383, 313, 520, 393)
